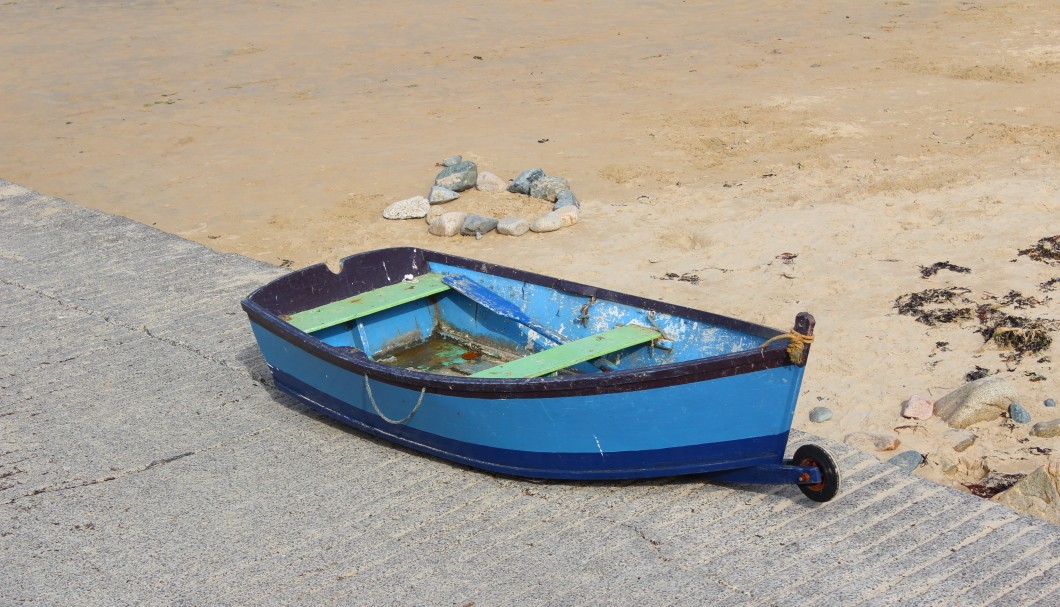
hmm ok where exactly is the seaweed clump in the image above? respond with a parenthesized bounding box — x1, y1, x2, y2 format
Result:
(919, 261, 971, 278)
(1018, 235, 1060, 264)
(962, 472, 1026, 499)
(894, 287, 974, 326)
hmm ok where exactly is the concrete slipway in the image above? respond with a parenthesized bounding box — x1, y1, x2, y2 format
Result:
(1, 179, 1057, 606)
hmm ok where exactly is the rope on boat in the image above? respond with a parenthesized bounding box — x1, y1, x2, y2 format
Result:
(760, 329, 815, 365)
(364, 376, 427, 425)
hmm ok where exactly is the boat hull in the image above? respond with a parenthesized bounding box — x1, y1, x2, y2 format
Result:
(243, 248, 812, 480)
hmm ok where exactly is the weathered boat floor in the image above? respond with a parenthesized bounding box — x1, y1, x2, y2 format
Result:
(375, 333, 508, 376)
(2, 179, 1058, 606)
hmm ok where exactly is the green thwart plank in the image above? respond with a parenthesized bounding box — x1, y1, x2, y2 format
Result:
(471, 325, 661, 379)
(285, 273, 449, 333)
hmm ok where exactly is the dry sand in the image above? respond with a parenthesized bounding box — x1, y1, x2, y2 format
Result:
(2, 1, 1058, 506)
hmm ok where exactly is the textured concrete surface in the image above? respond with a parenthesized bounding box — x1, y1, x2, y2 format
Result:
(2, 178, 1058, 605)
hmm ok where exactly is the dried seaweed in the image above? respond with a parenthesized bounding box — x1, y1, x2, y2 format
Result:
(962, 472, 1025, 499)
(976, 314, 1056, 355)
(653, 272, 700, 285)
(965, 366, 995, 381)
(1018, 235, 1060, 264)
(1040, 277, 1060, 292)
(919, 261, 971, 278)
(894, 287, 973, 325)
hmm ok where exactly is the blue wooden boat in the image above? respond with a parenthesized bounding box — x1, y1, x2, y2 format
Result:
(242, 247, 840, 501)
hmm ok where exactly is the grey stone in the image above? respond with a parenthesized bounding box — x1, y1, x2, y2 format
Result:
(888, 450, 924, 472)
(1031, 419, 1060, 438)
(530, 176, 569, 202)
(496, 217, 530, 236)
(808, 406, 832, 423)
(427, 211, 467, 236)
(933, 376, 1018, 429)
(1009, 402, 1031, 424)
(382, 195, 430, 219)
(441, 154, 462, 167)
(428, 186, 460, 204)
(943, 429, 977, 452)
(475, 171, 508, 193)
(434, 160, 478, 192)
(994, 457, 1060, 525)
(1045, 398, 1056, 407)
(461, 214, 498, 238)
(553, 189, 580, 209)
(507, 168, 544, 194)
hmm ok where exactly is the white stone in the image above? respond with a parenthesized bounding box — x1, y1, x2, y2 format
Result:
(530, 211, 564, 233)
(933, 376, 1019, 429)
(901, 394, 934, 420)
(427, 212, 467, 237)
(425, 205, 448, 224)
(497, 217, 530, 236)
(555, 205, 579, 226)
(475, 171, 508, 193)
(382, 196, 430, 220)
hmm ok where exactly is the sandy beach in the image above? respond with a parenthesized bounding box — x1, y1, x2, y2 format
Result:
(2, 1, 1058, 516)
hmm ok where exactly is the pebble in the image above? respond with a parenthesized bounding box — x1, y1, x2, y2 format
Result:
(434, 160, 478, 192)
(427, 211, 467, 237)
(507, 168, 544, 195)
(1009, 402, 1031, 424)
(901, 394, 934, 420)
(497, 217, 530, 236)
(932, 376, 1018, 429)
(441, 155, 462, 167)
(943, 428, 977, 452)
(553, 189, 580, 209)
(461, 214, 499, 238)
(1045, 398, 1056, 408)
(428, 186, 460, 204)
(844, 431, 900, 452)
(555, 205, 579, 227)
(382, 196, 430, 220)
(425, 205, 447, 224)
(888, 450, 924, 472)
(530, 176, 569, 202)
(808, 406, 832, 423)
(1031, 419, 1060, 438)
(475, 171, 508, 193)
(529, 211, 564, 233)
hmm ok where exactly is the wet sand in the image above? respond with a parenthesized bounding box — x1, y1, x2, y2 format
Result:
(2, 1, 1058, 504)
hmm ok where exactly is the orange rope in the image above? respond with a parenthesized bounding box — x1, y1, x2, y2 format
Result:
(760, 330, 815, 364)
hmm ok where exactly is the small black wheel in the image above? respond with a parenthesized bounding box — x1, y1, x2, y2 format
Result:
(793, 444, 841, 503)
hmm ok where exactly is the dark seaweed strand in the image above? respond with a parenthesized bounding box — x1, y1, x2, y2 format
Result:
(918, 261, 971, 278)
(1018, 235, 1060, 264)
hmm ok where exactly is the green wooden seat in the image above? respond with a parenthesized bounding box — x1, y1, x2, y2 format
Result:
(285, 273, 449, 333)
(470, 325, 661, 379)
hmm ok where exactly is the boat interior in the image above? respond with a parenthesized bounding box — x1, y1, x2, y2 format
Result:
(279, 263, 764, 378)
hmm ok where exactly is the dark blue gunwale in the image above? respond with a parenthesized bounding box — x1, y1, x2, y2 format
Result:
(241, 248, 811, 400)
